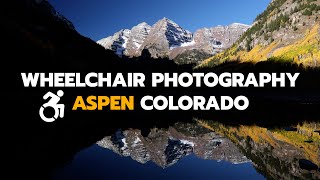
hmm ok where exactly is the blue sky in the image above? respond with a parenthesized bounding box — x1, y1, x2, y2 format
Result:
(49, 0, 271, 41)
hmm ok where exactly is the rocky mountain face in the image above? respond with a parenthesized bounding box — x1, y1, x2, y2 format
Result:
(139, 18, 193, 59)
(172, 23, 250, 64)
(200, 0, 320, 68)
(97, 18, 249, 64)
(97, 123, 250, 168)
(127, 23, 151, 56)
(195, 23, 251, 51)
(97, 23, 151, 57)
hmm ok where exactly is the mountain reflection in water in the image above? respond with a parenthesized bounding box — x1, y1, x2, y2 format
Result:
(54, 121, 320, 180)
(197, 120, 320, 180)
(97, 123, 249, 168)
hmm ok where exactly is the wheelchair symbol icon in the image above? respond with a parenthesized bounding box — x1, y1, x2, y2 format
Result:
(39, 90, 65, 122)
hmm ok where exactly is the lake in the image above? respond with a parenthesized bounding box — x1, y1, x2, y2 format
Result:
(52, 121, 320, 180)
(53, 145, 264, 180)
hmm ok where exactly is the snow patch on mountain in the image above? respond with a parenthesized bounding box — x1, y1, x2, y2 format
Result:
(180, 139, 195, 147)
(181, 40, 196, 47)
(170, 40, 196, 50)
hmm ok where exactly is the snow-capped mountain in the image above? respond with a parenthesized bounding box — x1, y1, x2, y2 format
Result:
(97, 18, 250, 61)
(126, 22, 151, 56)
(194, 23, 251, 53)
(97, 22, 151, 57)
(171, 23, 250, 64)
(138, 18, 193, 58)
(97, 29, 131, 56)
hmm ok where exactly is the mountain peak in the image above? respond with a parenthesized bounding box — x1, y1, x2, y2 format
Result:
(98, 18, 249, 60)
(120, 29, 131, 33)
(157, 17, 180, 26)
(214, 23, 250, 29)
(136, 22, 150, 27)
(161, 17, 170, 21)
(156, 17, 174, 24)
(147, 17, 193, 50)
(229, 23, 251, 28)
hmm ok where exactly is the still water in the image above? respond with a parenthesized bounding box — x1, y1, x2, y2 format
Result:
(53, 145, 263, 180)
(53, 121, 320, 180)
